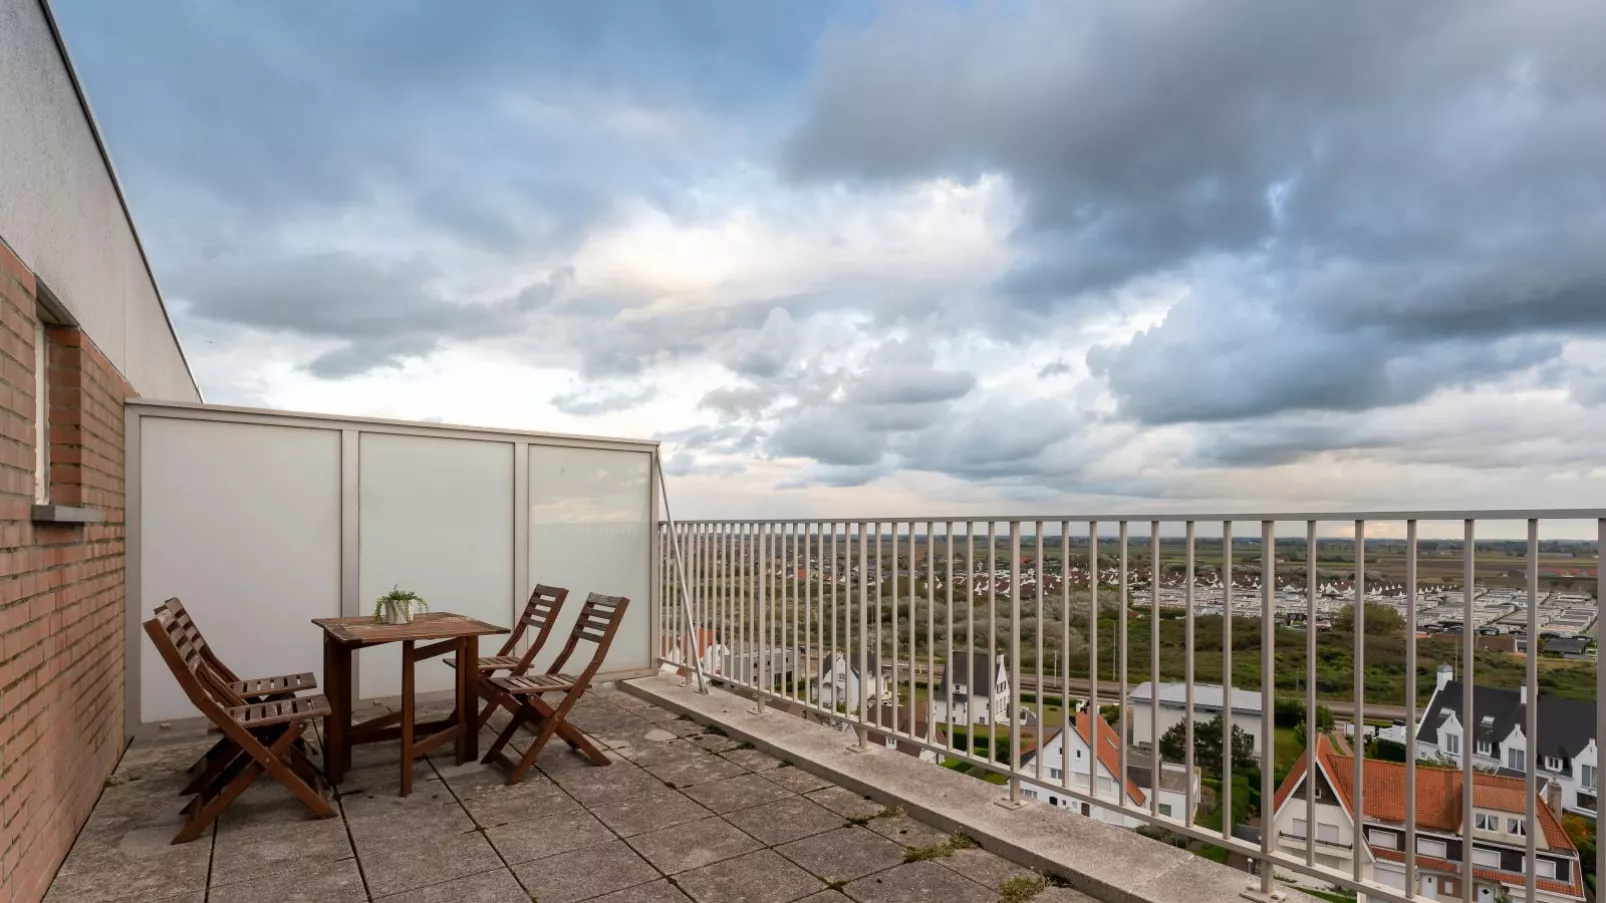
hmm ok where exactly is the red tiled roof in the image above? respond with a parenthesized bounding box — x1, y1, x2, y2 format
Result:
(1021, 713, 1145, 805)
(1273, 736, 1575, 851)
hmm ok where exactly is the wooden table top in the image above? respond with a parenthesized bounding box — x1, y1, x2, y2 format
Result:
(312, 612, 509, 646)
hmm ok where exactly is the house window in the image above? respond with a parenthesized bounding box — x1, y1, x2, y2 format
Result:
(33, 315, 47, 504)
(1049, 767, 1062, 780)
(1159, 803, 1172, 817)
(1508, 749, 1525, 771)
(1476, 740, 1491, 756)
(1543, 756, 1563, 773)
(1049, 796, 1059, 807)
(1474, 813, 1498, 832)
(1317, 823, 1340, 844)
(1445, 734, 1461, 755)
(1472, 847, 1501, 868)
(1023, 788, 1038, 800)
(1530, 858, 1557, 879)
(1368, 829, 1398, 850)
(1505, 818, 1524, 837)
(1583, 763, 1597, 790)
(1418, 838, 1447, 859)
(1290, 818, 1308, 838)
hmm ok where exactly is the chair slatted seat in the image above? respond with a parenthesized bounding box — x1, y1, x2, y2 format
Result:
(482, 592, 629, 784)
(443, 584, 569, 729)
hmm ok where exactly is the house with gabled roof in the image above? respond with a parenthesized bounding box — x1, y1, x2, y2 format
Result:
(1416, 664, 1599, 817)
(812, 650, 889, 712)
(929, 650, 1008, 726)
(1272, 735, 1584, 902)
(1014, 711, 1201, 829)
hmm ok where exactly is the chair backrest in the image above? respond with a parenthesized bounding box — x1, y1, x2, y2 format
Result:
(546, 593, 629, 682)
(498, 584, 569, 666)
(143, 614, 247, 722)
(154, 597, 240, 682)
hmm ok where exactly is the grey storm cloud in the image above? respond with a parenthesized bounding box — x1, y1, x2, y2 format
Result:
(550, 382, 657, 416)
(171, 252, 572, 377)
(786, 1, 1606, 425)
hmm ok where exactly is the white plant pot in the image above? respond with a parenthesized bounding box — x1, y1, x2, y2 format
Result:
(382, 602, 415, 625)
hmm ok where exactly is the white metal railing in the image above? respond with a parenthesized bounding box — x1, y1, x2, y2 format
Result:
(655, 512, 1605, 903)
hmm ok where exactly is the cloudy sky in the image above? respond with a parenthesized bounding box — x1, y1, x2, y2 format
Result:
(55, 1, 1606, 521)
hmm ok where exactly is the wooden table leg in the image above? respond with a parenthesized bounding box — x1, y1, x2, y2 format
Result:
(324, 634, 350, 784)
(400, 639, 415, 797)
(457, 635, 479, 764)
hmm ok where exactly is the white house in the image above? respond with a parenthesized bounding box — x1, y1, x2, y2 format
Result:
(863, 703, 940, 764)
(929, 651, 1009, 726)
(1416, 664, 1599, 818)
(1271, 735, 1585, 903)
(1018, 712, 1200, 829)
(813, 650, 890, 712)
(1127, 681, 1265, 754)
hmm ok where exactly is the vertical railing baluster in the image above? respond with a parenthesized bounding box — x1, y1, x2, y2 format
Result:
(1185, 520, 1196, 828)
(926, 520, 935, 747)
(1009, 520, 1022, 803)
(857, 520, 869, 748)
(1404, 521, 1417, 892)
(1118, 520, 1128, 817)
(1088, 520, 1099, 806)
(1461, 519, 1474, 903)
(1305, 520, 1318, 871)
(1259, 519, 1275, 898)
(1597, 517, 1604, 895)
(945, 521, 955, 754)
(1354, 519, 1366, 893)
(1061, 520, 1072, 796)
(1525, 519, 1539, 903)
(988, 521, 998, 770)
(892, 523, 901, 738)
(1150, 520, 1160, 817)
(1036, 520, 1046, 784)
(1222, 520, 1234, 843)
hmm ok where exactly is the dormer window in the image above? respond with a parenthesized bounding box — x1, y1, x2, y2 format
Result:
(1508, 749, 1525, 771)
(1476, 740, 1491, 756)
(1543, 756, 1563, 773)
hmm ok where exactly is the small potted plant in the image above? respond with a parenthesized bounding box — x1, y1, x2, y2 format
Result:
(374, 586, 428, 625)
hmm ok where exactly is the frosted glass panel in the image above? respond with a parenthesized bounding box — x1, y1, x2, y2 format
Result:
(139, 419, 341, 722)
(358, 434, 514, 698)
(528, 447, 651, 673)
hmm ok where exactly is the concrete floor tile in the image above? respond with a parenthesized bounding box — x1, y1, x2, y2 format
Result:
(485, 806, 615, 865)
(588, 878, 693, 902)
(937, 846, 1035, 891)
(373, 867, 528, 902)
(646, 754, 750, 790)
(625, 816, 762, 875)
(863, 814, 950, 850)
(512, 839, 663, 903)
(760, 766, 835, 795)
(842, 860, 993, 903)
(775, 827, 906, 885)
(681, 773, 793, 815)
(44, 822, 211, 903)
(614, 738, 707, 768)
(590, 787, 714, 837)
(334, 757, 441, 798)
(723, 796, 846, 846)
(546, 759, 669, 806)
(359, 829, 504, 898)
(719, 748, 784, 772)
(796, 894, 853, 903)
(455, 773, 583, 829)
(207, 856, 366, 903)
(673, 849, 826, 903)
(690, 732, 747, 754)
(1037, 887, 1100, 902)
(802, 787, 884, 820)
(210, 797, 352, 887)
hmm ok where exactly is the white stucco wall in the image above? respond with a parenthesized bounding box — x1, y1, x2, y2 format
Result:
(0, 0, 198, 400)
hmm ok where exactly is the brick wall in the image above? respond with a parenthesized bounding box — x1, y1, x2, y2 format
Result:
(0, 237, 133, 903)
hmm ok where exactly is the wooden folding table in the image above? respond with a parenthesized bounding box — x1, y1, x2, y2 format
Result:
(313, 612, 509, 795)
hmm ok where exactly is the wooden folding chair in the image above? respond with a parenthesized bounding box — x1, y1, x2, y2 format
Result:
(154, 598, 318, 784)
(143, 615, 336, 843)
(444, 584, 568, 730)
(481, 593, 629, 784)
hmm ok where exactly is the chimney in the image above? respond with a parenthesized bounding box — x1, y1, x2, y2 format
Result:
(1437, 663, 1454, 692)
(1544, 779, 1562, 816)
